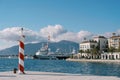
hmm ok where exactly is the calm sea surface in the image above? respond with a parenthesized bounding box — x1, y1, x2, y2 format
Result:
(0, 59, 120, 77)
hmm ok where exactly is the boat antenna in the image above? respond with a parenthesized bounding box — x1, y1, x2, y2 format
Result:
(47, 34, 50, 48)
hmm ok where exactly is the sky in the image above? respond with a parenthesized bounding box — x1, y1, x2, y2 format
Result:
(0, 0, 120, 50)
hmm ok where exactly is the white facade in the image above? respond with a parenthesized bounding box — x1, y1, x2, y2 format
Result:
(108, 36, 120, 49)
(93, 36, 108, 52)
(101, 52, 120, 60)
(80, 41, 98, 51)
(80, 36, 107, 52)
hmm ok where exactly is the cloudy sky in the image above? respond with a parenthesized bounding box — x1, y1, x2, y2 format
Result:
(0, 0, 120, 50)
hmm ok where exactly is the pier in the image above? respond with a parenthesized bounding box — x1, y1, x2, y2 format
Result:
(0, 71, 120, 80)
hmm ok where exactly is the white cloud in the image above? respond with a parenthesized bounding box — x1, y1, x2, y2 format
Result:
(0, 26, 92, 44)
(0, 40, 16, 50)
(53, 31, 93, 43)
(40, 25, 93, 43)
(40, 25, 67, 38)
(0, 27, 20, 42)
(0, 25, 119, 50)
(103, 32, 112, 38)
(102, 29, 120, 38)
(0, 27, 46, 43)
(77, 30, 93, 40)
(117, 29, 120, 34)
(23, 28, 46, 43)
(0, 27, 46, 49)
(54, 32, 77, 42)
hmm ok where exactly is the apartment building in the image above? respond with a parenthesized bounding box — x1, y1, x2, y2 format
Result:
(80, 40, 98, 51)
(80, 36, 108, 52)
(108, 35, 120, 49)
(93, 36, 108, 52)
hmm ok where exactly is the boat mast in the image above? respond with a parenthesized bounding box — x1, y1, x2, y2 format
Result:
(47, 35, 50, 49)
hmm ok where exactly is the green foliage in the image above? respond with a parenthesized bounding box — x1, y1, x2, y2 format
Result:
(79, 50, 84, 54)
(108, 47, 115, 53)
(85, 49, 90, 53)
(91, 45, 100, 55)
(116, 46, 120, 52)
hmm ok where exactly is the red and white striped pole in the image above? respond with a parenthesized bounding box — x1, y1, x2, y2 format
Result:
(18, 28, 25, 74)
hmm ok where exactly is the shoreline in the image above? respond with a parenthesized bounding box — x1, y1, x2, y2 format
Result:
(0, 71, 120, 80)
(66, 58, 120, 63)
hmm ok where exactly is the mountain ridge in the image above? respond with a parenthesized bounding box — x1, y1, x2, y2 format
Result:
(0, 40, 79, 55)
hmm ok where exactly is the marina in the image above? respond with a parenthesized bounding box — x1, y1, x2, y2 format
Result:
(0, 0, 119, 80)
(0, 71, 120, 80)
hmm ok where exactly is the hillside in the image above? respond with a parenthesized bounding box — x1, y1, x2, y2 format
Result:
(0, 40, 79, 55)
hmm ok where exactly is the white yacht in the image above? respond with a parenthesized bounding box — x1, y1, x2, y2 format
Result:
(33, 43, 57, 60)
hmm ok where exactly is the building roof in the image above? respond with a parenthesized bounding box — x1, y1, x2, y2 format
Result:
(94, 36, 106, 39)
(81, 40, 97, 44)
(110, 36, 120, 39)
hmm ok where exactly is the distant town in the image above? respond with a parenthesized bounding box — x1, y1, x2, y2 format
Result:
(0, 32, 120, 60)
(71, 33, 120, 60)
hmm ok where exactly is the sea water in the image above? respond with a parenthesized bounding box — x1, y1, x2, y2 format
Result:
(0, 58, 120, 77)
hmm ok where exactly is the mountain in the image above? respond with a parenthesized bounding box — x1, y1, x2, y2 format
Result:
(0, 40, 79, 55)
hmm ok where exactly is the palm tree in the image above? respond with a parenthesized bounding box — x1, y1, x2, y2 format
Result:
(117, 42, 120, 52)
(108, 47, 115, 53)
(79, 50, 84, 58)
(79, 50, 84, 54)
(85, 49, 91, 59)
(91, 45, 100, 59)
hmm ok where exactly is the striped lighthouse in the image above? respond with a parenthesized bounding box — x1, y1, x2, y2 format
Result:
(18, 28, 25, 74)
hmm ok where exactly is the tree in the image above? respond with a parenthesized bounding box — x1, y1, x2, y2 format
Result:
(85, 49, 91, 59)
(116, 46, 120, 52)
(104, 41, 108, 52)
(85, 49, 91, 53)
(117, 43, 120, 52)
(79, 50, 84, 54)
(91, 45, 100, 59)
(108, 47, 115, 53)
(79, 50, 84, 58)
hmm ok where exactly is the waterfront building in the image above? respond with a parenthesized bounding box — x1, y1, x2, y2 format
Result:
(101, 52, 120, 60)
(93, 36, 108, 52)
(77, 35, 120, 60)
(108, 35, 120, 49)
(80, 40, 98, 51)
(80, 36, 107, 52)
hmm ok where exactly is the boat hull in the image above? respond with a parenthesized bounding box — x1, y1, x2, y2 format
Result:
(33, 55, 70, 60)
(33, 55, 57, 60)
